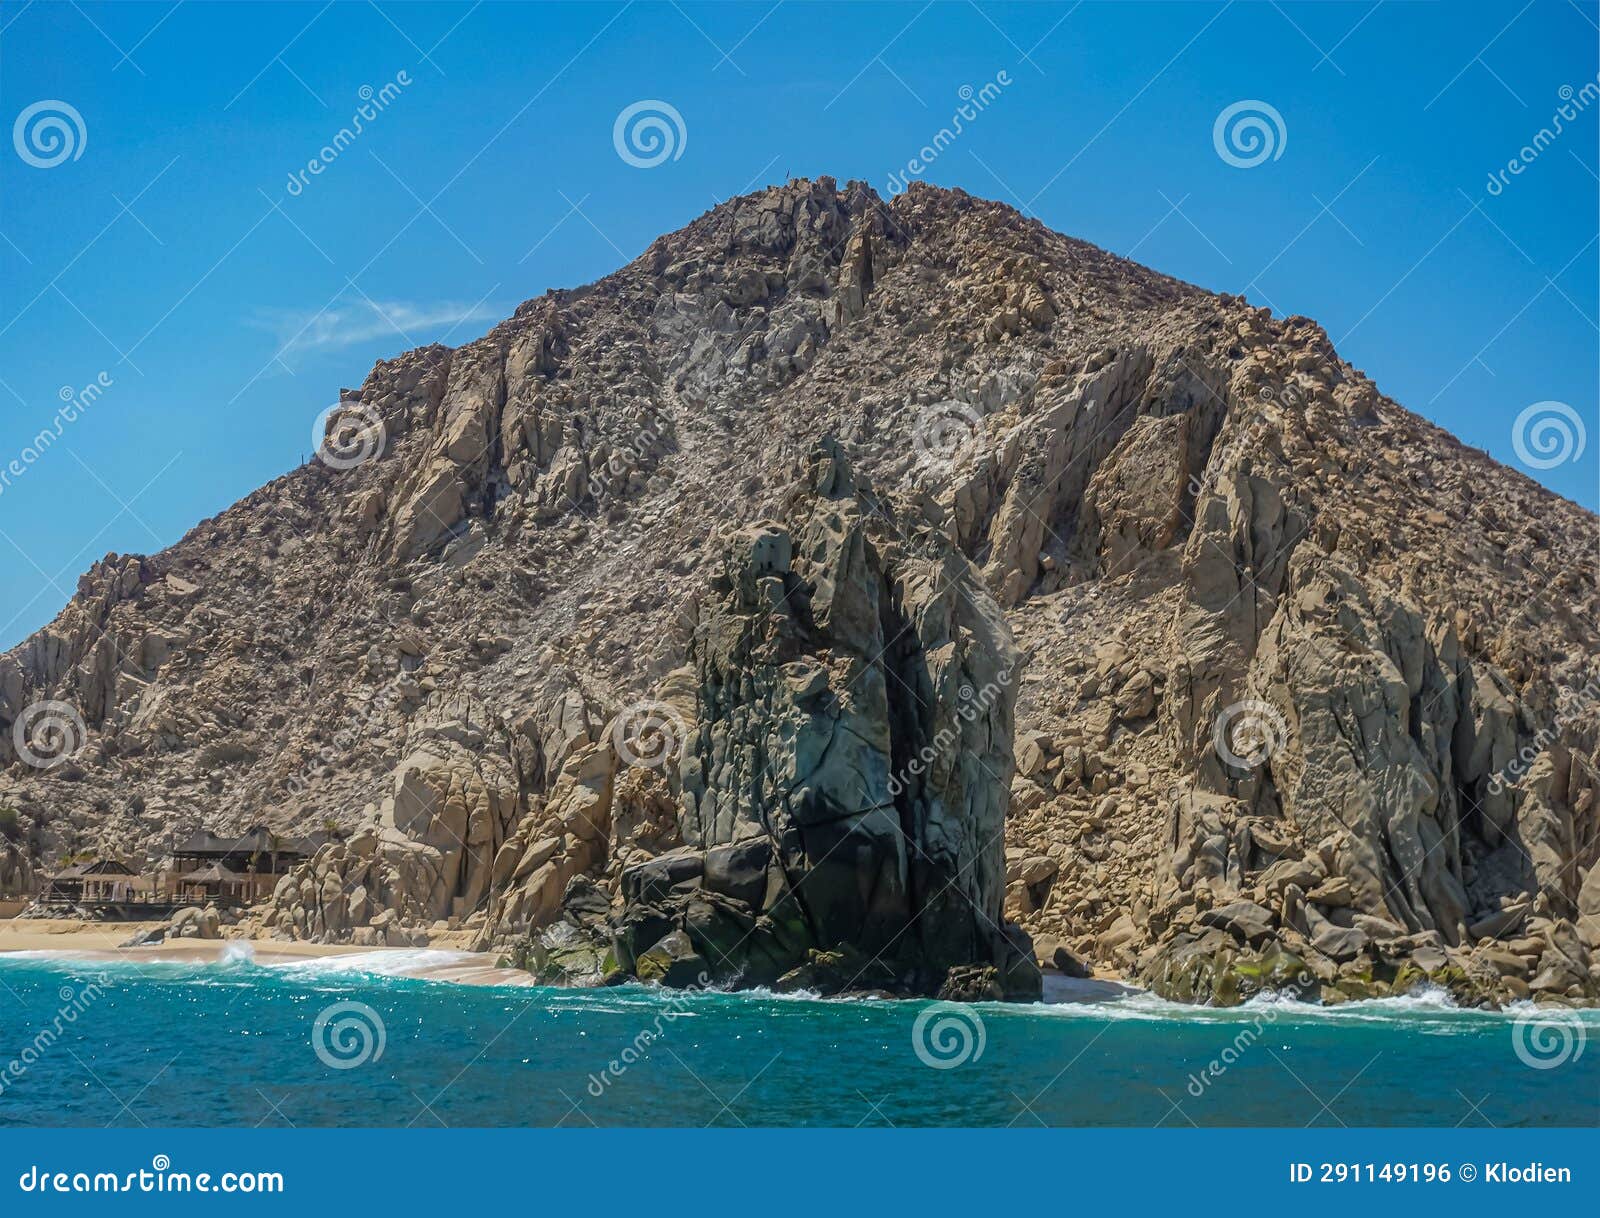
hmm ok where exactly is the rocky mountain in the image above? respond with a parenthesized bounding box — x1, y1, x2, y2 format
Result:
(2, 177, 1596, 1005)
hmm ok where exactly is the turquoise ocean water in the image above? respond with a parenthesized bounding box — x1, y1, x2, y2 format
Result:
(1, 949, 1595, 1127)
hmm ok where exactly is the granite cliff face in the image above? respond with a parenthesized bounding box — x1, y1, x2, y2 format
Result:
(2, 177, 1596, 1004)
(606, 438, 1035, 998)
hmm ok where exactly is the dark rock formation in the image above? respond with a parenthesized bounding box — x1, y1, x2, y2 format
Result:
(609, 440, 1038, 998)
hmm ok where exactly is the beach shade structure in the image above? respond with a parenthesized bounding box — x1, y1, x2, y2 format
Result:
(172, 824, 314, 862)
(40, 858, 138, 903)
(168, 824, 315, 901)
(177, 861, 250, 903)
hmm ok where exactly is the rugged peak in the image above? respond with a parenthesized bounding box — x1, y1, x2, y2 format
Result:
(3, 182, 1595, 1007)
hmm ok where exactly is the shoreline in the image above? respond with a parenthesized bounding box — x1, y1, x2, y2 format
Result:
(6, 923, 1597, 1014)
(0, 918, 542, 987)
(0, 916, 1140, 1000)
(8, 919, 1594, 1011)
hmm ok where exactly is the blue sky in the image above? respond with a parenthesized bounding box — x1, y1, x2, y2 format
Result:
(0, 0, 1594, 650)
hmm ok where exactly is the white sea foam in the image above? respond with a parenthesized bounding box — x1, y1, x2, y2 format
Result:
(5, 947, 1597, 1027)
(1022, 980, 1600, 1031)
(258, 948, 477, 977)
(728, 984, 828, 1003)
(220, 941, 256, 966)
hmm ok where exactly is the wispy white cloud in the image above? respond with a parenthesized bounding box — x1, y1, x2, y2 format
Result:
(251, 297, 503, 364)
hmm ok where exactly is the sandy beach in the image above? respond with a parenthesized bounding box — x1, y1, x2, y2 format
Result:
(0, 917, 541, 986)
(0, 917, 313, 955)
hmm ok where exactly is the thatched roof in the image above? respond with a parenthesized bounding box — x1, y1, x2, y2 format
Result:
(179, 862, 245, 884)
(47, 858, 136, 879)
(173, 825, 314, 858)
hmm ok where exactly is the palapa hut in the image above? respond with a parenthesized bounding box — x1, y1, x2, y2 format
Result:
(176, 861, 250, 904)
(166, 824, 313, 902)
(40, 858, 138, 904)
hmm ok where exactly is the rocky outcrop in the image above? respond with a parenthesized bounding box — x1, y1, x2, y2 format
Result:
(250, 695, 523, 943)
(1, 177, 1594, 1007)
(1130, 423, 1600, 1003)
(1, 839, 33, 898)
(477, 736, 617, 943)
(606, 441, 1038, 998)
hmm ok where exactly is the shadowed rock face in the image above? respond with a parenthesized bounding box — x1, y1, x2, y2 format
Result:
(611, 439, 1035, 998)
(2, 176, 1595, 1006)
